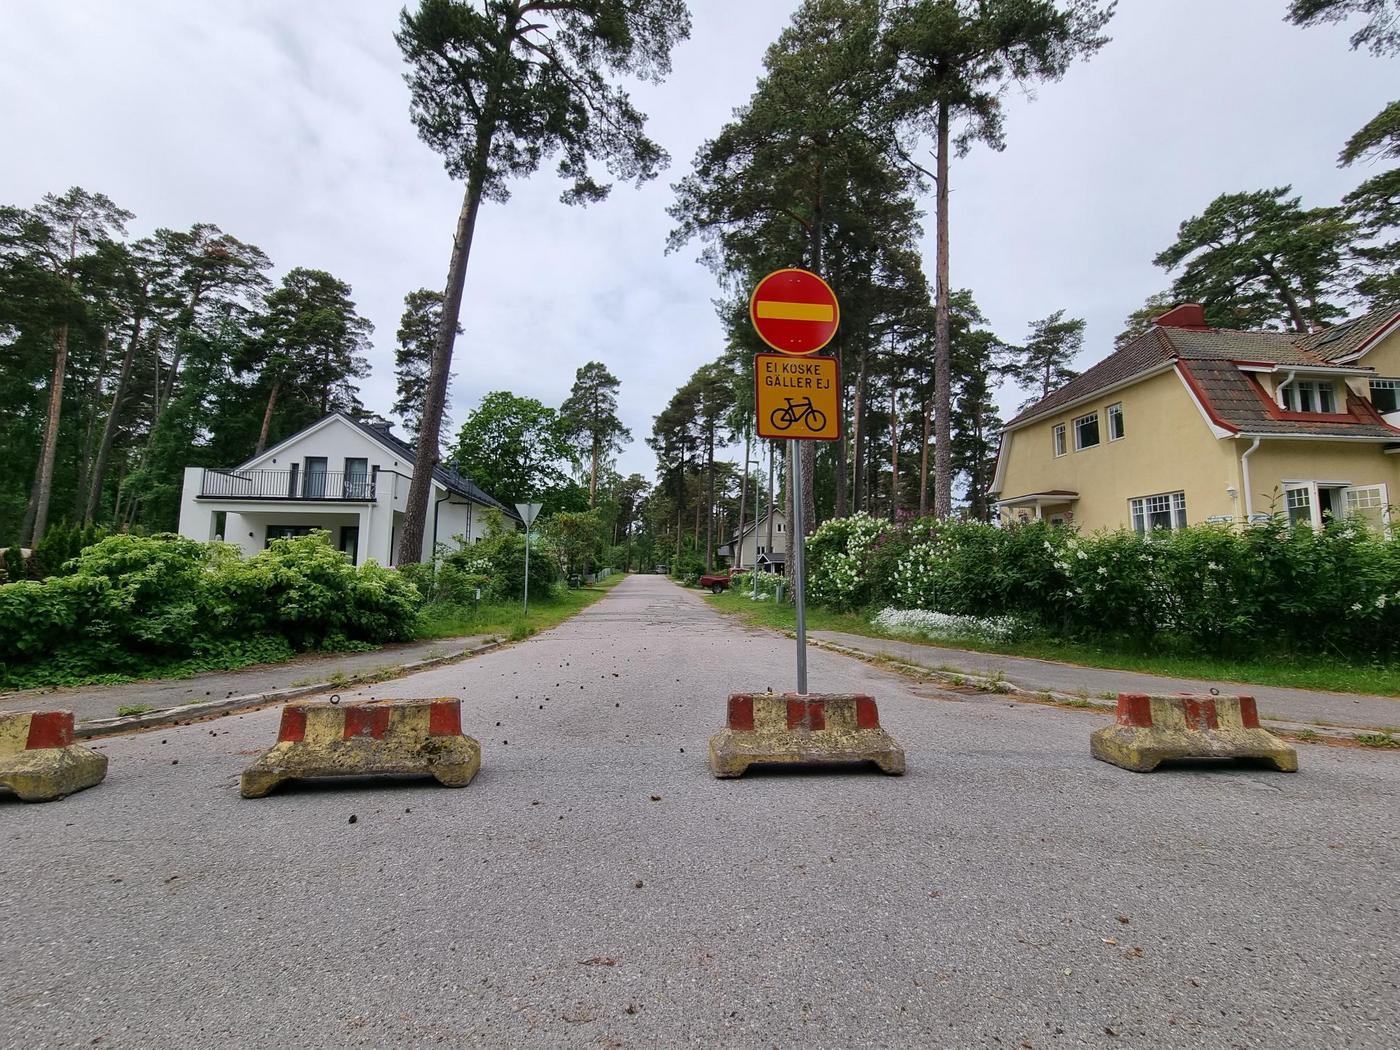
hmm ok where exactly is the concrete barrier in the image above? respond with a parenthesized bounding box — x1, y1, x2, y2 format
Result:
(1091, 693, 1298, 773)
(0, 711, 108, 802)
(709, 693, 906, 778)
(241, 697, 481, 798)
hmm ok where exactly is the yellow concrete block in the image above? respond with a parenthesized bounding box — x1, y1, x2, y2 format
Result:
(709, 693, 906, 778)
(0, 711, 108, 802)
(241, 697, 481, 798)
(1090, 693, 1297, 773)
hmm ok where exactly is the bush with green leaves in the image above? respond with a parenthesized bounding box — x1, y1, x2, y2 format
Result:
(0, 531, 422, 689)
(441, 515, 558, 602)
(807, 513, 1400, 660)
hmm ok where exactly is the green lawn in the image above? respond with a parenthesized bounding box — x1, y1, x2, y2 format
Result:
(416, 573, 626, 642)
(702, 587, 1400, 697)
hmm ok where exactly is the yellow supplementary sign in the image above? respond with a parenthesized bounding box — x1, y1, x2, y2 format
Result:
(755, 352, 841, 442)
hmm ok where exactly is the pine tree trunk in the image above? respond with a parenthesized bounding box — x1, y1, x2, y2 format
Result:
(852, 346, 867, 512)
(1257, 255, 1311, 332)
(766, 444, 775, 556)
(704, 426, 715, 572)
(22, 324, 71, 545)
(889, 386, 900, 521)
(255, 379, 281, 455)
(74, 326, 113, 520)
(834, 345, 848, 518)
(589, 438, 600, 507)
(86, 312, 145, 523)
(918, 390, 932, 514)
(399, 103, 500, 565)
(736, 428, 750, 569)
(933, 102, 953, 518)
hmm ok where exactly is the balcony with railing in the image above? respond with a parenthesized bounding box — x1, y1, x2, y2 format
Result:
(199, 469, 376, 501)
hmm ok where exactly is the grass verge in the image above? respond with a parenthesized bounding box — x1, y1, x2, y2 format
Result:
(703, 587, 1400, 697)
(416, 573, 626, 642)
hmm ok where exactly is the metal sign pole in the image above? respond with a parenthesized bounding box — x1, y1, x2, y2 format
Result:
(790, 438, 808, 695)
(524, 529, 530, 616)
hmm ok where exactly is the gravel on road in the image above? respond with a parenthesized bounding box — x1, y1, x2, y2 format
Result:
(1, 575, 1396, 1050)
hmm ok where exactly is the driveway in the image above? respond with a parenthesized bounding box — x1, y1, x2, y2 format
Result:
(2, 575, 1396, 1049)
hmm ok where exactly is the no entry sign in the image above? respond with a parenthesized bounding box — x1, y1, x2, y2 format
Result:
(749, 268, 840, 356)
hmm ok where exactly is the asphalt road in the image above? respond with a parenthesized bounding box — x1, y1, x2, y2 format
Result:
(2, 575, 1397, 1049)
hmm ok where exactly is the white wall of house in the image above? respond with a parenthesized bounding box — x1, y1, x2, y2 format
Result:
(176, 415, 512, 567)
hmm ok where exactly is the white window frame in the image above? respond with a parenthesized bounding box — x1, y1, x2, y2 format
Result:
(1053, 423, 1067, 457)
(1280, 379, 1340, 414)
(1106, 402, 1124, 441)
(1283, 483, 1314, 527)
(1343, 484, 1391, 535)
(776, 521, 784, 533)
(1370, 379, 1400, 414)
(1073, 412, 1100, 451)
(1129, 491, 1187, 535)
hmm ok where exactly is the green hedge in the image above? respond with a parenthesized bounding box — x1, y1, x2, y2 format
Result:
(0, 532, 421, 688)
(807, 512, 1400, 658)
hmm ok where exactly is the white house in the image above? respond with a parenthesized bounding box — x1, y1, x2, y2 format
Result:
(177, 413, 519, 566)
(724, 509, 787, 571)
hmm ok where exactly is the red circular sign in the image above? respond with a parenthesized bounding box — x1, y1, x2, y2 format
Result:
(749, 268, 840, 356)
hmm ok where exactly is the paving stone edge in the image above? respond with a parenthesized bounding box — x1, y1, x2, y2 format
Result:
(73, 638, 506, 739)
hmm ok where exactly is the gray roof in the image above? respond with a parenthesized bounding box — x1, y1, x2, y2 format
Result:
(340, 414, 521, 521)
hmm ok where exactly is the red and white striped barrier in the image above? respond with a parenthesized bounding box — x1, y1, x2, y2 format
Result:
(709, 692, 905, 778)
(241, 697, 481, 797)
(1091, 693, 1297, 772)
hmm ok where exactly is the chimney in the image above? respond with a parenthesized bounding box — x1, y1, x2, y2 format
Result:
(1152, 303, 1209, 330)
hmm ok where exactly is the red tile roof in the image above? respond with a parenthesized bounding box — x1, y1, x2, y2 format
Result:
(1006, 309, 1400, 440)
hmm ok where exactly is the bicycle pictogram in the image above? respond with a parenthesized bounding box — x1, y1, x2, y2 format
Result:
(769, 396, 828, 433)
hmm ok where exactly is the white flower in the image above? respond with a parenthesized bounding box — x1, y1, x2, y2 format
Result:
(1351, 602, 1364, 612)
(1206, 561, 1219, 571)
(1096, 566, 1108, 576)
(1076, 550, 1088, 560)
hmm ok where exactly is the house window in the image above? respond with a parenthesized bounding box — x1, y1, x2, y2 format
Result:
(1130, 491, 1187, 534)
(757, 545, 765, 556)
(1344, 485, 1389, 532)
(1053, 424, 1067, 457)
(1370, 379, 1400, 414)
(1281, 380, 1339, 413)
(776, 522, 784, 533)
(1285, 486, 1312, 526)
(1073, 412, 1099, 450)
(266, 525, 315, 545)
(1107, 403, 1124, 441)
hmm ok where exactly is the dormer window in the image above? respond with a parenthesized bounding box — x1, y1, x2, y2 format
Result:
(1280, 379, 1338, 414)
(1370, 379, 1400, 414)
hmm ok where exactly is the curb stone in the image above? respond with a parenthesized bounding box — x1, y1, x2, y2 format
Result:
(805, 637, 1367, 745)
(74, 638, 505, 739)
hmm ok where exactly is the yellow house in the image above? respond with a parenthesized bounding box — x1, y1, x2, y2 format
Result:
(992, 304, 1400, 533)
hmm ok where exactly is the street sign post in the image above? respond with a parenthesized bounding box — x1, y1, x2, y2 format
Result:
(750, 269, 841, 697)
(515, 503, 543, 616)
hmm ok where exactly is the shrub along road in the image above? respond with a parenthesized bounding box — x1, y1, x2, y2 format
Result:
(2, 575, 1396, 1048)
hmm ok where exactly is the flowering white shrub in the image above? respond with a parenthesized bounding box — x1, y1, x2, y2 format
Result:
(873, 607, 1027, 643)
(807, 513, 891, 609)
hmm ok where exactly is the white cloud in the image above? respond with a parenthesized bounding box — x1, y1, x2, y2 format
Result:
(0, 0, 1390, 482)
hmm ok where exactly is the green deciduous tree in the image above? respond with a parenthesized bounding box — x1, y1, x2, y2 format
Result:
(1154, 187, 1356, 332)
(884, 0, 1115, 517)
(392, 0, 691, 565)
(560, 361, 631, 506)
(451, 390, 571, 503)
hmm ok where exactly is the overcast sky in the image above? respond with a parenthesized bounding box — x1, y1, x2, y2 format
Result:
(0, 1, 1392, 481)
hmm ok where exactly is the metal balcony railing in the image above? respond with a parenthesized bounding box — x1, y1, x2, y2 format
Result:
(200, 469, 376, 501)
